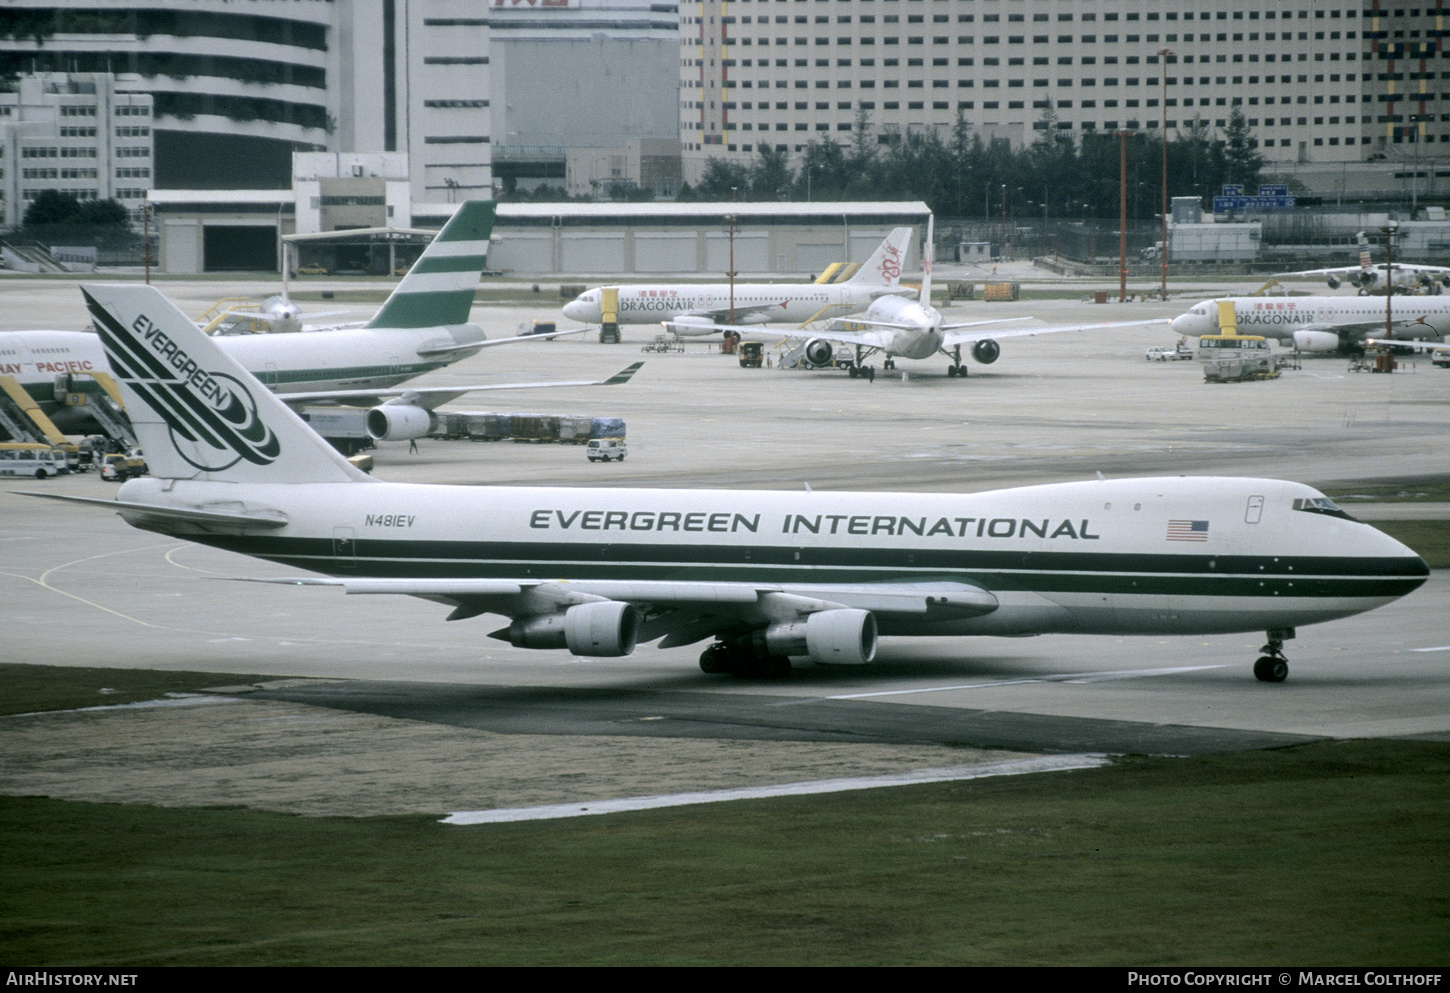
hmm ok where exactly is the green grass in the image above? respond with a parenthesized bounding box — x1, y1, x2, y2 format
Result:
(1, 743, 1446, 965)
(1368, 520, 1450, 568)
(0, 663, 280, 717)
(0, 666, 1446, 965)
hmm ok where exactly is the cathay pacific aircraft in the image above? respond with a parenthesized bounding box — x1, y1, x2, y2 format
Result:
(38, 282, 1429, 684)
(0, 200, 592, 440)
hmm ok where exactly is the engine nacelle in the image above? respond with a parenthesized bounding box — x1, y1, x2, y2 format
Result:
(762, 608, 877, 666)
(972, 339, 1002, 365)
(1354, 270, 1379, 289)
(505, 601, 639, 657)
(366, 403, 437, 441)
(1292, 330, 1342, 353)
(1326, 274, 1342, 290)
(802, 337, 836, 367)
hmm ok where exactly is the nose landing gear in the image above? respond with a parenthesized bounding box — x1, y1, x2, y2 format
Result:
(1253, 628, 1295, 682)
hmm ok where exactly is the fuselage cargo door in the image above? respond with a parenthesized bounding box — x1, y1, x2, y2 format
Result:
(333, 526, 356, 569)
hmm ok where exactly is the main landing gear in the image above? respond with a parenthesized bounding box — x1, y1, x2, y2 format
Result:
(699, 639, 792, 679)
(944, 344, 969, 379)
(1253, 628, 1294, 682)
(846, 363, 876, 381)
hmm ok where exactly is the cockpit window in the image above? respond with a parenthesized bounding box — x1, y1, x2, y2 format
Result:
(1293, 497, 1357, 522)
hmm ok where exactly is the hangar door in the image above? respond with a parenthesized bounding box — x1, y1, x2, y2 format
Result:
(634, 233, 697, 273)
(560, 233, 626, 273)
(704, 232, 769, 275)
(204, 224, 277, 272)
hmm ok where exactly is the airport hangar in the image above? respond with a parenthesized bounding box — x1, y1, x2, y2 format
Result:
(144, 187, 931, 278)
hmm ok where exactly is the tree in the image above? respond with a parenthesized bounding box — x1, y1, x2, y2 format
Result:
(23, 189, 84, 227)
(1222, 108, 1265, 191)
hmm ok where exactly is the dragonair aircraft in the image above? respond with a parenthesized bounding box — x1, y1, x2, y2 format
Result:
(1278, 231, 1450, 295)
(34, 282, 1428, 684)
(1169, 295, 1450, 355)
(667, 220, 1170, 378)
(0, 200, 599, 441)
(560, 227, 916, 334)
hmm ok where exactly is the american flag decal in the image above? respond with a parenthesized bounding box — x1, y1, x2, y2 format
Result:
(1167, 520, 1210, 542)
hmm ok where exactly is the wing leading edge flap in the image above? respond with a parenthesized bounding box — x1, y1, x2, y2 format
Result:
(259, 577, 998, 629)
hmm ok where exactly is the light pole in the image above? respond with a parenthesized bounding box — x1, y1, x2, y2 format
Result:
(726, 213, 738, 326)
(1383, 220, 1398, 343)
(1159, 47, 1173, 300)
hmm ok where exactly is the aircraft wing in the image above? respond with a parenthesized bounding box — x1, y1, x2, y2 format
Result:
(417, 326, 590, 358)
(1275, 266, 1359, 279)
(276, 361, 644, 411)
(941, 317, 1171, 347)
(661, 319, 899, 350)
(1364, 337, 1450, 353)
(255, 576, 1000, 643)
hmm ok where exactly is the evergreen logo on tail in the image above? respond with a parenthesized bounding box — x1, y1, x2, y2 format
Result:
(84, 289, 281, 471)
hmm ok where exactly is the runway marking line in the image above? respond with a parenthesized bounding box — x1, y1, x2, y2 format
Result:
(769, 665, 1227, 704)
(443, 754, 1109, 825)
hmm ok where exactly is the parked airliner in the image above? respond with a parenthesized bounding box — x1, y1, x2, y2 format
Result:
(667, 219, 1169, 378)
(36, 282, 1428, 685)
(1279, 232, 1450, 295)
(0, 201, 594, 441)
(1169, 295, 1450, 354)
(561, 228, 915, 333)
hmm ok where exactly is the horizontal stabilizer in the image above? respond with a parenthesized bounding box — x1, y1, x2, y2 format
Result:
(19, 490, 289, 528)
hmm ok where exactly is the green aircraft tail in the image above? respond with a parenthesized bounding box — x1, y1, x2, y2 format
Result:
(366, 200, 495, 330)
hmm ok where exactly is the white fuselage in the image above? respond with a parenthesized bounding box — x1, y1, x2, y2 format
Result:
(852, 294, 945, 360)
(114, 474, 1427, 640)
(0, 325, 484, 414)
(561, 283, 905, 329)
(1170, 296, 1450, 344)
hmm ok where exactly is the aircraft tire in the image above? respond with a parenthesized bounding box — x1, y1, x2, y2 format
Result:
(848, 366, 859, 379)
(699, 643, 733, 674)
(1253, 656, 1289, 683)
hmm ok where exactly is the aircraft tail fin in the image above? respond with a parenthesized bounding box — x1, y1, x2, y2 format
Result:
(847, 227, 913, 285)
(366, 199, 495, 330)
(920, 215, 934, 307)
(1358, 231, 1373, 270)
(81, 283, 371, 485)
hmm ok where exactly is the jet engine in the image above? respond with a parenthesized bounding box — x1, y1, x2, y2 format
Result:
(502, 601, 640, 657)
(1326, 275, 1342, 290)
(760, 608, 877, 666)
(972, 339, 1002, 364)
(365, 404, 437, 441)
(802, 338, 836, 367)
(1354, 270, 1380, 290)
(1292, 330, 1342, 353)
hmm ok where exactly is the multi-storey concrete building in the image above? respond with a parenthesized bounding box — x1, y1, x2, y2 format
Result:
(680, 0, 1445, 194)
(0, 73, 154, 228)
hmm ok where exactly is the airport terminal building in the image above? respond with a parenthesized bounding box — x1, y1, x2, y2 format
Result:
(681, 0, 1445, 195)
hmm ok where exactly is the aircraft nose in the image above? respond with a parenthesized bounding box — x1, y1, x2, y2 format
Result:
(1170, 312, 1203, 336)
(562, 298, 586, 321)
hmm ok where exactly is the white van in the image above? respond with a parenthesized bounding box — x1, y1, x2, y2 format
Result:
(0, 443, 70, 479)
(586, 438, 627, 462)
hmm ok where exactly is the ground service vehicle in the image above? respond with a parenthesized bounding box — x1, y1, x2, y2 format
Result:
(1198, 335, 1280, 382)
(0, 442, 69, 478)
(586, 438, 627, 462)
(738, 341, 765, 367)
